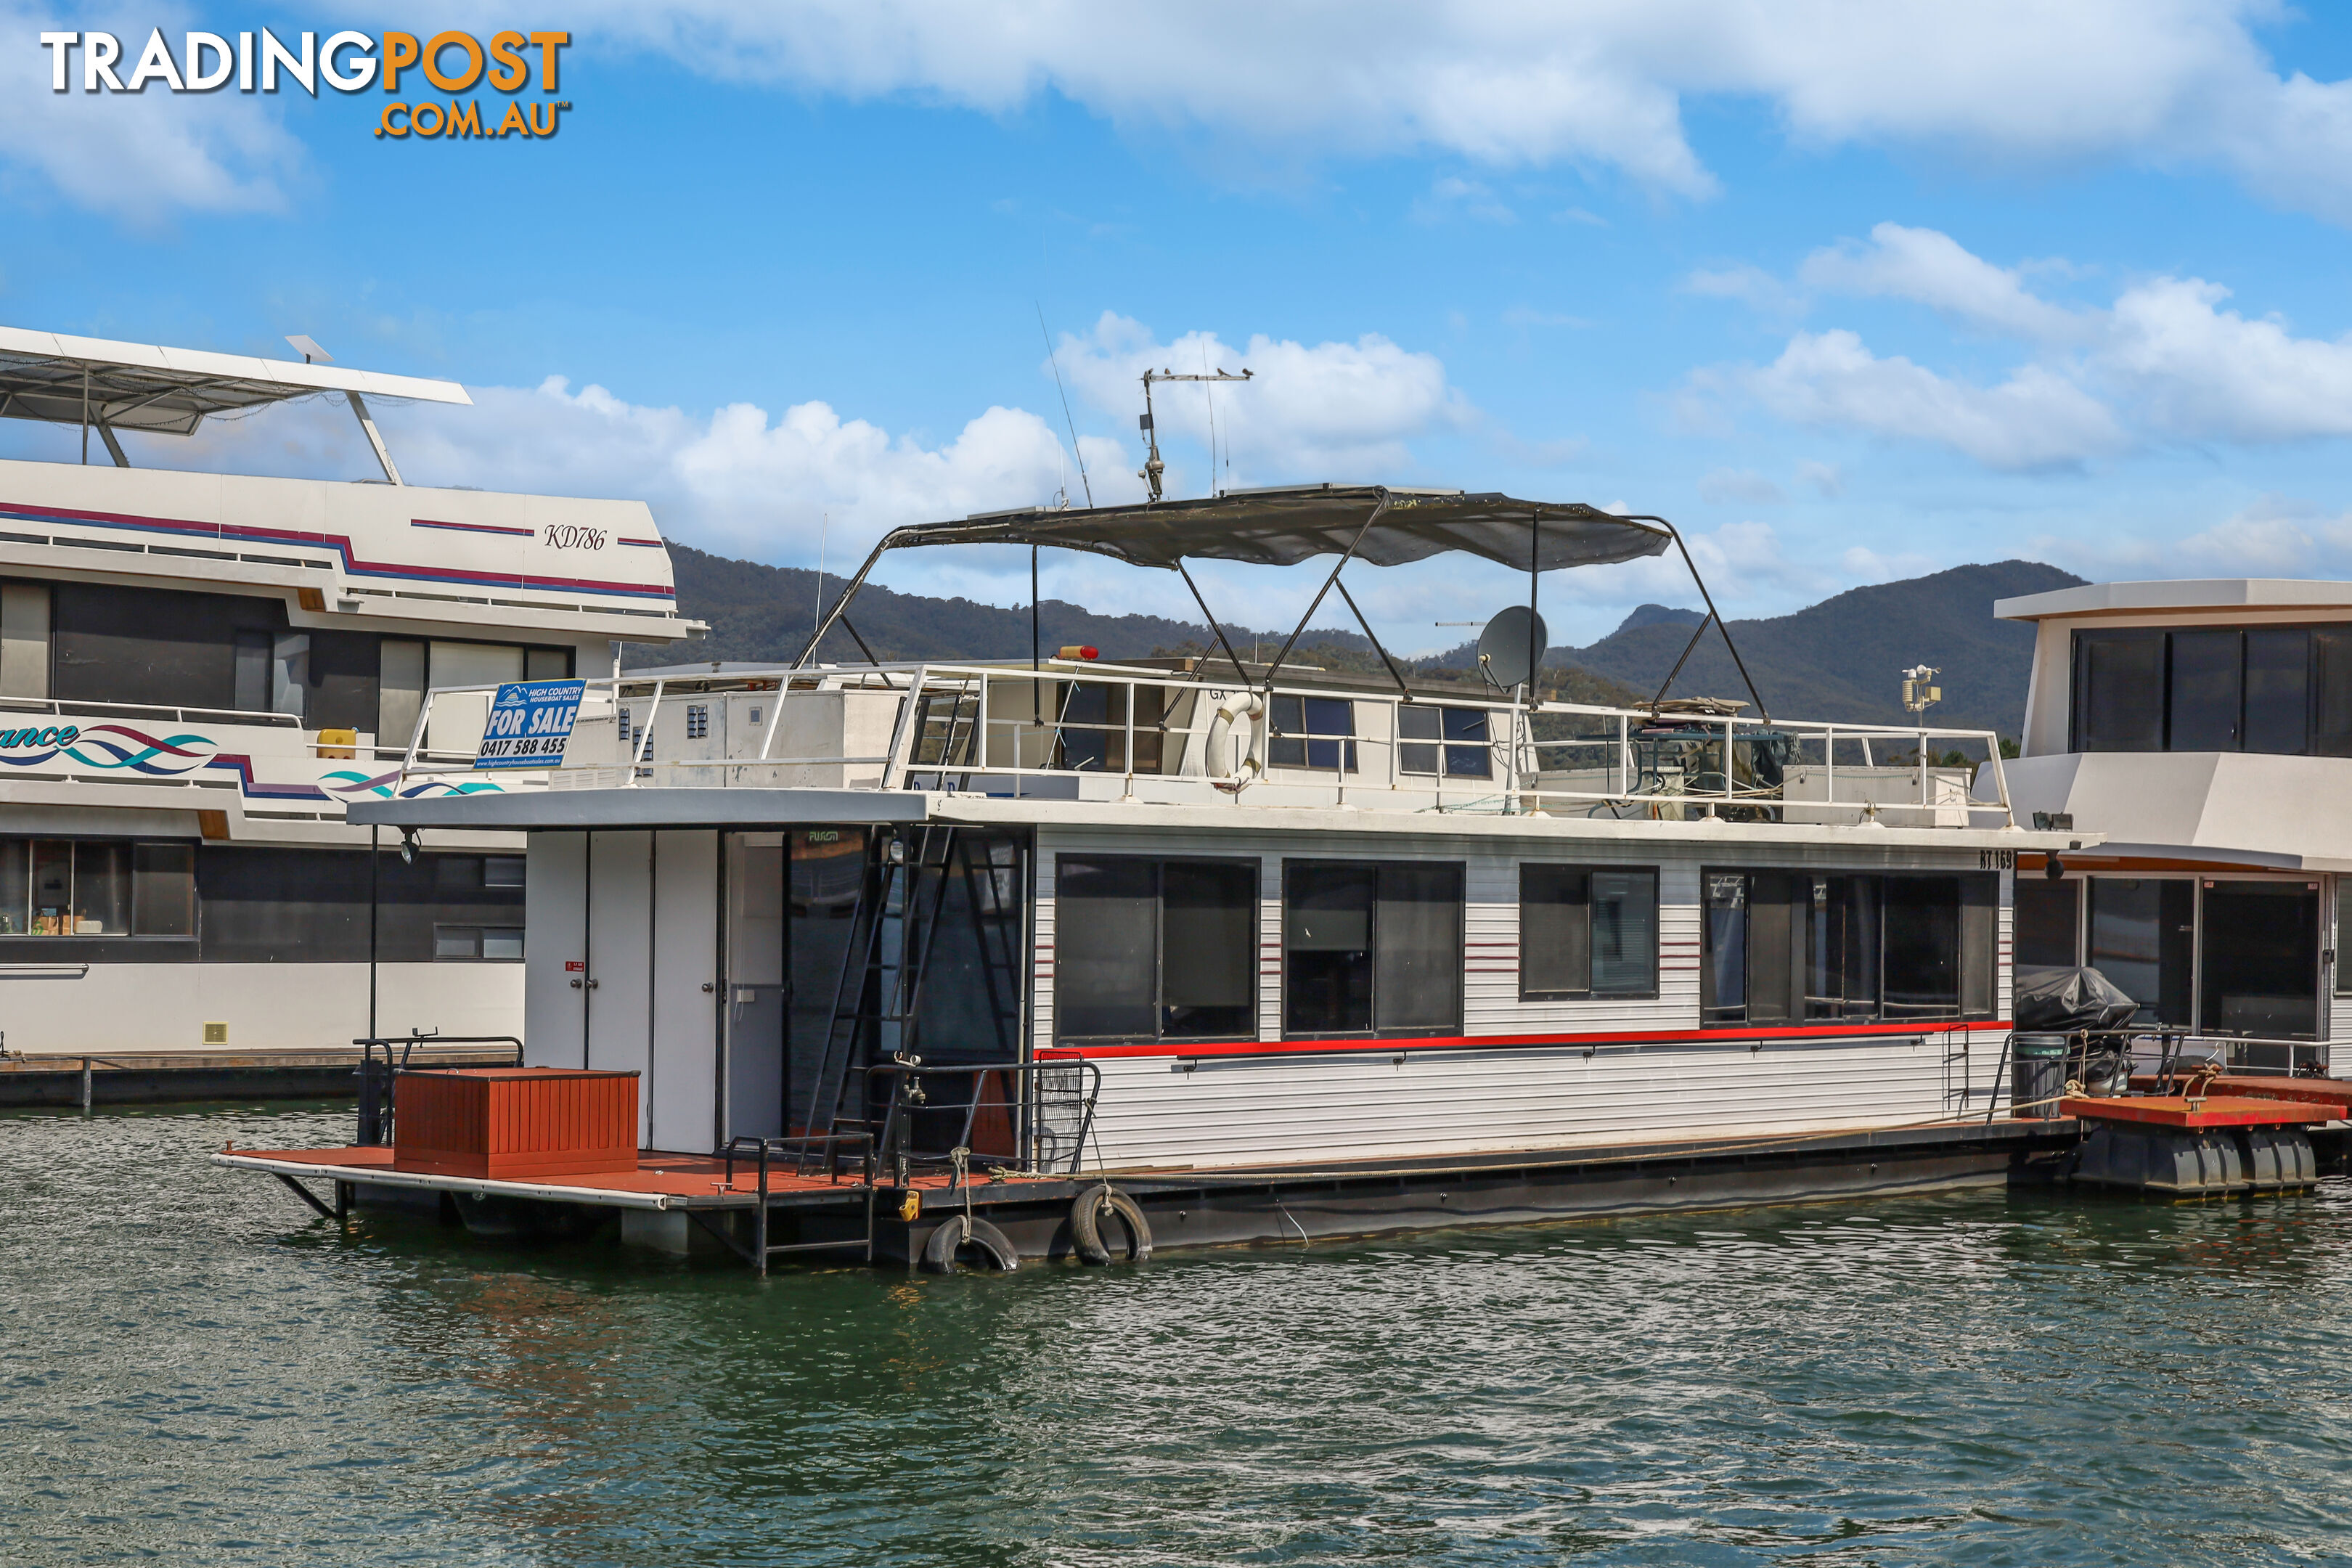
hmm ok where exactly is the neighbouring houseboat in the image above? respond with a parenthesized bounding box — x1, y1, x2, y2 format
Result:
(220, 486, 2120, 1267)
(0, 324, 698, 1092)
(1996, 577, 2352, 1072)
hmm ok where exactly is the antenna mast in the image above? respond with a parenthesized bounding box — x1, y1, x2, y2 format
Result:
(1138, 365, 1251, 503)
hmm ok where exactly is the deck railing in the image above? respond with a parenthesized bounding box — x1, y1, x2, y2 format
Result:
(395, 662, 2018, 828)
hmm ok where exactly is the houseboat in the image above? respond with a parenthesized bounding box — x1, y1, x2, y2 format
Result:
(0, 324, 698, 1081)
(1995, 577, 2352, 1074)
(216, 486, 2116, 1267)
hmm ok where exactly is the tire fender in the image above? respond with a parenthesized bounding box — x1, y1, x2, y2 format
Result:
(919, 1213, 1021, 1273)
(1070, 1184, 1153, 1265)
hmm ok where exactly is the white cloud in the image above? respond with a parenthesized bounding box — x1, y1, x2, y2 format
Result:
(2040, 495, 2352, 581)
(1412, 175, 1516, 224)
(0, 5, 303, 220)
(1796, 460, 1844, 497)
(459, 0, 2352, 224)
(90, 375, 1078, 570)
(1054, 312, 1474, 485)
(1701, 224, 2352, 465)
(1739, 329, 2127, 470)
(1797, 222, 2091, 341)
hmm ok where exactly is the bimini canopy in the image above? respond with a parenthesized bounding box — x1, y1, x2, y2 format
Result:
(0, 324, 470, 437)
(881, 484, 1670, 573)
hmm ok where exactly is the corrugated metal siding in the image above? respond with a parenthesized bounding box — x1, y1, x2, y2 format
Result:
(1081, 1034, 1970, 1169)
(1032, 824, 2018, 1162)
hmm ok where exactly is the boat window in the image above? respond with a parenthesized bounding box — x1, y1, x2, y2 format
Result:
(2199, 879, 2319, 1040)
(1283, 859, 1463, 1037)
(0, 581, 50, 700)
(192, 846, 526, 963)
(2073, 623, 2352, 756)
(1520, 865, 1658, 999)
(2012, 875, 2078, 969)
(1052, 682, 1163, 773)
(1704, 869, 1993, 1026)
(53, 581, 287, 711)
(2167, 630, 2240, 751)
(1400, 706, 1492, 778)
(378, 638, 425, 746)
(1269, 695, 1357, 772)
(1055, 857, 1257, 1043)
(0, 838, 193, 939)
(2085, 877, 2193, 1026)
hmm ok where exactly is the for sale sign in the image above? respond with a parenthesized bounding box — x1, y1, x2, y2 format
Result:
(475, 679, 584, 769)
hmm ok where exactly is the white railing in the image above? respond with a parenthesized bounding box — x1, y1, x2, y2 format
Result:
(393, 663, 2018, 828)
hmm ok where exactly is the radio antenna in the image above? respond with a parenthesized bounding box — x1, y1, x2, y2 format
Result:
(1138, 364, 1251, 504)
(1036, 304, 1092, 507)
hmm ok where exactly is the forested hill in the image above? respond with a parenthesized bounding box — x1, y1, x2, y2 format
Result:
(1559, 560, 2083, 736)
(636, 544, 2083, 740)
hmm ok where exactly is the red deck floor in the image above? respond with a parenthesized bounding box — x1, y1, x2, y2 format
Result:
(2059, 1095, 2338, 1129)
(226, 1144, 986, 1199)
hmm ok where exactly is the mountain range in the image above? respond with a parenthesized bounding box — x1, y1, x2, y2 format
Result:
(634, 545, 2085, 740)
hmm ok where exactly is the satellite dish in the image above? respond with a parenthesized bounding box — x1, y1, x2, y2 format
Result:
(1477, 605, 1548, 691)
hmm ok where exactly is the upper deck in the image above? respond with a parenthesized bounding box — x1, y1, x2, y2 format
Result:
(355, 656, 2070, 855)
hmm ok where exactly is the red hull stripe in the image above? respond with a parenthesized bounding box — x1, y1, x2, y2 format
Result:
(1038, 1018, 2014, 1062)
(0, 499, 675, 601)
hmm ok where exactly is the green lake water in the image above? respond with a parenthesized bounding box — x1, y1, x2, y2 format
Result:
(6, 1102, 2352, 1566)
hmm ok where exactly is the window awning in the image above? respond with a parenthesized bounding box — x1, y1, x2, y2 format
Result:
(888, 485, 1671, 573)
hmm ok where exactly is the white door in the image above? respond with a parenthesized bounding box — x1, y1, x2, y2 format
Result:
(648, 830, 719, 1153)
(587, 830, 653, 1146)
(524, 832, 589, 1068)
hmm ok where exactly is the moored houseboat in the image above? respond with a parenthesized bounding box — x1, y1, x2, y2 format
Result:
(0, 325, 700, 1095)
(217, 486, 2106, 1265)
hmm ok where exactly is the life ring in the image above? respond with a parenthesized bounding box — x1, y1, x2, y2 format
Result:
(919, 1212, 1021, 1273)
(1069, 1184, 1153, 1264)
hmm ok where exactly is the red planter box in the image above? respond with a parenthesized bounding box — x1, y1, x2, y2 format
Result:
(393, 1068, 640, 1179)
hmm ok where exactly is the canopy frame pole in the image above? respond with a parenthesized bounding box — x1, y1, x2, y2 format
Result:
(1030, 545, 1041, 724)
(1177, 560, 1252, 685)
(793, 530, 908, 667)
(1260, 489, 1391, 695)
(1649, 611, 1718, 711)
(1333, 576, 1413, 704)
(1622, 515, 1771, 724)
(80, 369, 89, 465)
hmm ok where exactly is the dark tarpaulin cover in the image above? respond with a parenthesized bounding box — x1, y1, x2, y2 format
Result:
(875, 486, 1673, 573)
(2013, 965, 2141, 1033)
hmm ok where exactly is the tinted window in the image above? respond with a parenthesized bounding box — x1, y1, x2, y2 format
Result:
(1522, 865, 1657, 998)
(1400, 706, 1492, 778)
(2200, 881, 2319, 1039)
(2168, 629, 2240, 751)
(196, 847, 525, 963)
(2086, 877, 2193, 1026)
(1283, 861, 1460, 1037)
(1710, 869, 1990, 1026)
(2243, 629, 2310, 755)
(1054, 857, 1257, 1042)
(1270, 696, 1357, 771)
(2073, 631, 2163, 751)
(2012, 876, 2078, 968)
(52, 583, 287, 710)
(1882, 876, 1961, 1017)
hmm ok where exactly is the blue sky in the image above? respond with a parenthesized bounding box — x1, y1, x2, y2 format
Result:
(11, 3, 2352, 653)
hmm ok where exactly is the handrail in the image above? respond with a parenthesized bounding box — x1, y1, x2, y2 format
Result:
(352, 1032, 525, 1146)
(392, 664, 2024, 827)
(862, 1059, 1104, 1182)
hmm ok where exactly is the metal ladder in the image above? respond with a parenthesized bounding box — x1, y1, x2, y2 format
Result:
(796, 824, 1024, 1175)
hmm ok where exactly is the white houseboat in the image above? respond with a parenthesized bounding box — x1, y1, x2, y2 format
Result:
(1996, 578, 2352, 1075)
(0, 326, 697, 1079)
(218, 487, 2107, 1267)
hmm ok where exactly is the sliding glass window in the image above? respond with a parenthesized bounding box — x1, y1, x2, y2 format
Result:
(1704, 868, 1994, 1026)
(1283, 860, 1463, 1037)
(1522, 865, 1658, 999)
(1055, 857, 1257, 1044)
(2073, 624, 2352, 756)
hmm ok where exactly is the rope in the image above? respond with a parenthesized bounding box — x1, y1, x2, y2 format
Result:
(950, 1145, 973, 1244)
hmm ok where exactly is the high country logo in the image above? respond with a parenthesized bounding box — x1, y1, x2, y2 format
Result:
(38, 29, 572, 141)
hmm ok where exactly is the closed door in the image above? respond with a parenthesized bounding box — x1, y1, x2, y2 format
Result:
(587, 830, 653, 1146)
(648, 830, 719, 1153)
(524, 832, 589, 1067)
